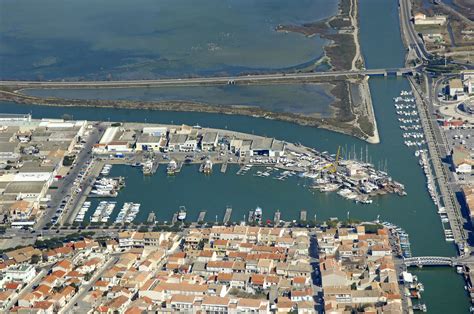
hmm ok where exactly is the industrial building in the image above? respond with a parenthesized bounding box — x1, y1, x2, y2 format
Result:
(0, 115, 86, 227)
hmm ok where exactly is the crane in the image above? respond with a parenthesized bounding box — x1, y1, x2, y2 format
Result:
(321, 146, 342, 174)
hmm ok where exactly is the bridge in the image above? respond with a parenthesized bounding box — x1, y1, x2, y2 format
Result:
(403, 255, 474, 267)
(0, 68, 414, 89)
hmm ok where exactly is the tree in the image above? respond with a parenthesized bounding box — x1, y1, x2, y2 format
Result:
(30, 254, 41, 264)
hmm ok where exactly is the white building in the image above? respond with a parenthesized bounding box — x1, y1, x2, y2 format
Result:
(448, 78, 465, 99)
(135, 134, 166, 152)
(201, 132, 219, 151)
(168, 134, 188, 152)
(414, 13, 447, 25)
(2, 264, 36, 283)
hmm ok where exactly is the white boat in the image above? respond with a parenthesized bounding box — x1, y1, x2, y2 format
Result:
(254, 206, 262, 223)
(177, 206, 187, 221)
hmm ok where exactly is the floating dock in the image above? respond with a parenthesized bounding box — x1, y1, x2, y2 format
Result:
(175, 161, 184, 173)
(147, 212, 156, 223)
(274, 210, 281, 224)
(223, 207, 232, 224)
(248, 210, 254, 223)
(171, 213, 178, 224)
(221, 162, 228, 173)
(197, 211, 206, 222)
(300, 210, 307, 222)
(236, 165, 248, 175)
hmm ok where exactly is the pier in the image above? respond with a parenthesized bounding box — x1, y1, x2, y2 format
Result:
(223, 207, 232, 224)
(236, 165, 248, 175)
(300, 210, 307, 222)
(248, 211, 254, 223)
(175, 161, 184, 173)
(147, 212, 156, 223)
(197, 211, 206, 222)
(171, 213, 178, 224)
(220, 162, 228, 173)
(274, 210, 281, 224)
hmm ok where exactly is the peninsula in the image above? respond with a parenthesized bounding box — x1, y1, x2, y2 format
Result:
(0, 75, 380, 144)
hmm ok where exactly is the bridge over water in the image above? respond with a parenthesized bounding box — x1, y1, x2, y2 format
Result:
(403, 255, 474, 267)
(0, 68, 414, 89)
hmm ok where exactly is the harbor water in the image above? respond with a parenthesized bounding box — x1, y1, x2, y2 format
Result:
(0, 0, 469, 312)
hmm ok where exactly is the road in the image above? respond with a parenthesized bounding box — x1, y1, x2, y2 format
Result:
(59, 255, 118, 314)
(35, 123, 104, 229)
(399, 0, 431, 62)
(5, 269, 47, 311)
(409, 74, 468, 248)
(0, 68, 413, 89)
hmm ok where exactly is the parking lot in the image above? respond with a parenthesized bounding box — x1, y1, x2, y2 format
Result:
(442, 127, 474, 183)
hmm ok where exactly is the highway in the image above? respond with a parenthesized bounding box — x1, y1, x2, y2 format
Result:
(399, 0, 430, 62)
(0, 68, 413, 89)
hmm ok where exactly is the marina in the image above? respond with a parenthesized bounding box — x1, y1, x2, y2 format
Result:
(89, 176, 124, 198)
(90, 201, 116, 223)
(394, 89, 455, 243)
(0, 0, 470, 309)
(114, 202, 141, 224)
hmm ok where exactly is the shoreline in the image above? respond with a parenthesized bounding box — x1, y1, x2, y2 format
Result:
(1, 80, 377, 144)
(276, 0, 364, 72)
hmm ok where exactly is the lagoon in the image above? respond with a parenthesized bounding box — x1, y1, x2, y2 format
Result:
(0, 0, 336, 80)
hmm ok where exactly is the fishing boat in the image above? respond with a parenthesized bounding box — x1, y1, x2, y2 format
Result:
(177, 206, 187, 221)
(254, 206, 262, 224)
(199, 159, 213, 174)
(167, 160, 178, 175)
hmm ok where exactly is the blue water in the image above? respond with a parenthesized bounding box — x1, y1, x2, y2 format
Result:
(23, 83, 336, 116)
(0, 0, 470, 311)
(0, 0, 336, 80)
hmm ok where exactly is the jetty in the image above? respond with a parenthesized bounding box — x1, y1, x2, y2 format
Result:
(221, 162, 228, 173)
(147, 212, 156, 223)
(236, 165, 248, 175)
(223, 207, 232, 224)
(300, 210, 307, 222)
(197, 211, 206, 222)
(248, 210, 254, 223)
(274, 210, 281, 224)
(175, 161, 184, 173)
(171, 213, 178, 224)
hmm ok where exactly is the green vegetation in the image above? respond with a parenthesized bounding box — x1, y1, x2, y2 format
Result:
(362, 223, 383, 234)
(228, 288, 267, 299)
(34, 232, 95, 250)
(357, 115, 375, 137)
(63, 155, 76, 166)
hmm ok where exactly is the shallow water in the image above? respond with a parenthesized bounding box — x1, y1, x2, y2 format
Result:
(23, 83, 336, 116)
(0, 0, 337, 80)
